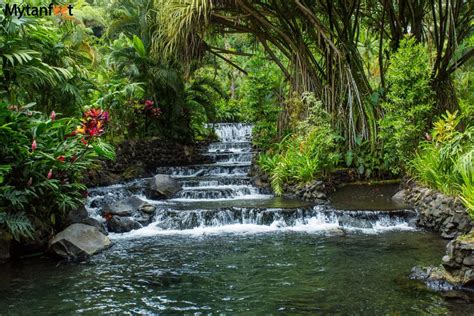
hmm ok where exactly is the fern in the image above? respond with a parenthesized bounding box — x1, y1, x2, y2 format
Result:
(0, 212, 34, 241)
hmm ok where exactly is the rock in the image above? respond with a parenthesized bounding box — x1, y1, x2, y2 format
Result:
(145, 174, 182, 200)
(104, 195, 151, 217)
(463, 269, 474, 287)
(65, 205, 89, 225)
(463, 255, 474, 266)
(49, 224, 111, 260)
(107, 216, 142, 233)
(140, 204, 156, 215)
(0, 239, 10, 262)
(64, 205, 107, 235)
(391, 189, 406, 202)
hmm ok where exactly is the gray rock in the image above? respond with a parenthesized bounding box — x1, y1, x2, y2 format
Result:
(104, 195, 151, 217)
(49, 224, 111, 260)
(391, 189, 406, 202)
(64, 205, 89, 225)
(64, 205, 107, 235)
(463, 255, 474, 266)
(140, 204, 156, 215)
(463, 269, 474, 287)
(107, 216, 142, 233)
(145, 174, 182, 199)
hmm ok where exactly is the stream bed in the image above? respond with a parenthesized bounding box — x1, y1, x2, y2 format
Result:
(1, 123, 473, 314)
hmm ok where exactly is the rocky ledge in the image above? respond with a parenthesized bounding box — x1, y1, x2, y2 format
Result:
(401, 183, 474, 294)
(401, 184, 473, 239)
(410, 232, 474, 296)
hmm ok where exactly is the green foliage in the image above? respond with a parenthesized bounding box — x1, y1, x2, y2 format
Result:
(0, 2, 96, 115)
(379, 37, 433, 173)
(344, 136, 386, 178)
(259, 94, 341, 195)
(410, 111, 474, 217)
(0, 102, 114, 240)
(239, 54, 284, 150)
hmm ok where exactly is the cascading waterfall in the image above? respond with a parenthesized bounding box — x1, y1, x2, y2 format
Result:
(86, 123, 417, 236)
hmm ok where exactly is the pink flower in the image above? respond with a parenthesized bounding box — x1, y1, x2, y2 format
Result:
(145, 100, 154, 106)
(47, 169, 53, 179)
(50, 111, 56, 121)
(31, 139, 37, 152)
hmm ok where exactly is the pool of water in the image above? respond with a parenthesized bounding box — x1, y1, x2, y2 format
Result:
(1, 231, 473, 314)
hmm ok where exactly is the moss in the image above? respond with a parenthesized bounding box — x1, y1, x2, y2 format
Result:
(457, 231, 474, 243)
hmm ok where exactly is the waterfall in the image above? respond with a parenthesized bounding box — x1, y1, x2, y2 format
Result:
(86, 123, 417, 237)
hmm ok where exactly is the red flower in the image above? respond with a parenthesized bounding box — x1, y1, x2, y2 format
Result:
(50, 111, 56, 121)
(81, 138, 88, 145)
(47, 169, 53, 179)
(31, 139, 37, 152)
(56, 155, 65, 162)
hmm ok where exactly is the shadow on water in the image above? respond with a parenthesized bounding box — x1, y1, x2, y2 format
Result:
(329, 183, 409, 210)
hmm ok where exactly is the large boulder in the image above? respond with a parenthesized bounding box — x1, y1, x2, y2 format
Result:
(107, 216, 142, 233)
(145, 174, 181, 199)
(49, 224, 111, 260)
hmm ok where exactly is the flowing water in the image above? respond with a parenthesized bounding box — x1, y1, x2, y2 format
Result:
(1, 123, 473, 314)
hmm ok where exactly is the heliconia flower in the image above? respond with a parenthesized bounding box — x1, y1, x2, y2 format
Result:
(31, 139, 37, 152)
(56, 155, 65, 162)
(47, 169, 53, 179)
(50, 111, 56, 121)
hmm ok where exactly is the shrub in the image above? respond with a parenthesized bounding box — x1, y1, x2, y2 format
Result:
(0, 103, 115, 242)
(259, 93, 341, 195)
(410, 111, 473, 218)
(379, 36, 433, 173)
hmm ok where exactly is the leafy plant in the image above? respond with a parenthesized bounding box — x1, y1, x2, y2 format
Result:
(259, 93, 341, 195)
(379, 36, 433, 174)
(410, 111, 473, 217)
(0, 102, 115, 241)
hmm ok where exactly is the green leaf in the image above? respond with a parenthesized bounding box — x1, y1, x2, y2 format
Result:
(132, 35, 146, 58)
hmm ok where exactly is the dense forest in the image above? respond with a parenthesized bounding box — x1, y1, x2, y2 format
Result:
(0, 0, 473, 248)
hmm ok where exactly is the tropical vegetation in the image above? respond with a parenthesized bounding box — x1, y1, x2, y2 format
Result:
(0, 0, 473, 244)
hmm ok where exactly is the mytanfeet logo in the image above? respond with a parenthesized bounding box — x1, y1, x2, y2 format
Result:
(2, 2, 74, 19)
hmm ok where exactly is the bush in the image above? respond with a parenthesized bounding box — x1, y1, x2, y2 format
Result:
(410, 111, 473, 218)
(0, 103, 115, 242)
(379, 36, 433, 173)
(259, 93, 341, 195)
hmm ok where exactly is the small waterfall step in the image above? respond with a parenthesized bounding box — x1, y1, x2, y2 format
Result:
(150, 206, 417, 231)
(156, 164, 251, 177)
(207, 142, 253, 153)
(180, 176, 252, 188)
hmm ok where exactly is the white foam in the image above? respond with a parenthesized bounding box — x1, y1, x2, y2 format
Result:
(109, 216, 416, 240)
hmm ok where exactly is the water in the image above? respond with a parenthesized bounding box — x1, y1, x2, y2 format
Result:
(1, 123, 472, 314)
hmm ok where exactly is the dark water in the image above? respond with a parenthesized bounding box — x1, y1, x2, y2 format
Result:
(1, 231, 473, 314)
(330, 183, 408, 210)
